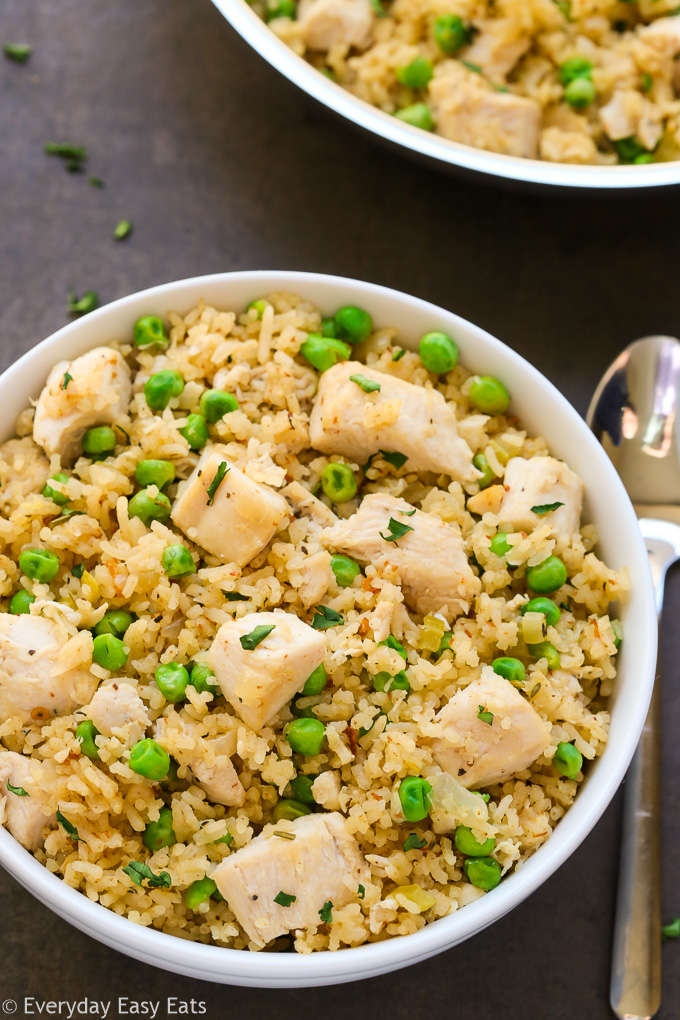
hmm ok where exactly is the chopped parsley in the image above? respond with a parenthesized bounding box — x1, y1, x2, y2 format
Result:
(89, 176, 104, 188)
(379, 450, 407, 470)
(274, 891, 297, 907)
(6, 779, 28, 797)
(642, 73, 653, 93)
(350, 373, 381, 394)
(49, 509, 85, 527)
(662, 918, 680, 940)
(273, 830, 296, 840)
(114, 424, 131, 445)
(61, 371, 73, 390)
(4, 43, 32, 63)
(529, 682, 542, 699)
(461, 60, 483, 75)
(530, 501, 564, 515)
(379, 517, 414, 544)
(392, 348, 406, 361)
(379, 634, 407, 659)
(318, 900, 333, 924)
(358, 884, 365, 899)
(122, 860, 171, 889)
(477, 705, 494, 726)
(369, 0, 388, 16)
(72, 562, 85, 579)
(114, 220, 132, 241)
(553, 0, 573, 21)
(240, 624, 276, 650)
(206, 462, 229, 506)
(312, 605, 343, 630)
(213, 831, 234, 846)
(67, 290, 98, 316)
(223, 591, 248, 602)
(403, 832, 427, 851)
(56, 807, 81, 841)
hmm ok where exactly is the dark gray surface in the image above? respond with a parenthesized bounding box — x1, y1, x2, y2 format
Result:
(1, 0, 679, 1016)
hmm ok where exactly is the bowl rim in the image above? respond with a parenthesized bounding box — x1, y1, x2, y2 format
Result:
(0, 270, 657, 985)
(211, 0, 680, 190)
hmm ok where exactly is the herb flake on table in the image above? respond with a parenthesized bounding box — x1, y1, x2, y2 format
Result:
(4, 43, 32, 63)
(206, 462, 229, 506)
(114, 219, 132, 241)
(350, 373, 381, 394)
(61, 371, 73, 390)
(318, 900, 333, 924)
(56, 807, 81, 840)
(240, 624, 275, 650)
(379, 517, 414, 544)
(477, 705, 494, 725)
(45, 142, 88, 172)
(379, 450, 407, 470)
(662, 918, 680, 941)
(6, 780, 28, 796)
(122, 860, 171, 889)
(530, 501, 564, 515)
(67, 290, 98, 316)
(89, 177, 104, 188)
(274, 891, 296, 907)
(311, 605, 343, 630)
(403, 833, 427, 851)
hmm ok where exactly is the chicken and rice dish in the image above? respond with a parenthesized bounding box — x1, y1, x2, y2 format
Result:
(0, 293, 627, 952)
(262, 0, 680, 165)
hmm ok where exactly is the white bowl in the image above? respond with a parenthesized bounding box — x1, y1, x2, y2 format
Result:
(0, 271, 656, 985)
(212, 0, 680, 190)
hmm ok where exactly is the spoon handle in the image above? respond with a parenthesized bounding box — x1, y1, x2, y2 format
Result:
(610, 640, 661, 1020)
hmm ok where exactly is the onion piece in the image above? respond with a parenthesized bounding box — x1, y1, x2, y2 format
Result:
(428, 771, 489, 825)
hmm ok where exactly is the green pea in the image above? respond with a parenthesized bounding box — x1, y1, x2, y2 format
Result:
(395, 103, 434, 131)
(321, 317, 337, 338)
(189, 662, 219, 695)
(469, 376, 510, 415)
(82, 426, 116, 458)
(559, 57, 592, 86)
(285, 718, 326, 756)
(553, 741, 583, 779)
(300, 334, 351, 373)
(162, 544, 195, 578)
(143, 806, 177, 851)
(185, 877, 218, 910)
(272, 798, 313, 822)
(134, 459, 176, 489)
(76, 719, 100, 760)
(433, 13, 469, 54)
(155, 663, 190, 703)
(330, 554, 361, 588)
(334, 306, 373, 345)
(288, 774, 316, 804)
(373, 670, 410, 694)
(615, 137, 650, 164)
(454, 826, 495, 857)
(92, 633, 128, 670)
(528, 641, 561, 669)
(522, 597, 561, 627)
(129, 738, 170, 780)
(634, 153, 654, 164)
(128, 488, 172, 528)
(161, 758, 179, 786)
(133, 315, 168, 350)
(472, 453, 495, 490)
(526, 556, 567, 594)
(94, 609, 134, 637)
(180, 413, 209, 451)
(320, 462, 357, 503)
(265, 0, 296, 21)
(396, 56, 433, 89)
(302, 664, 327, 696)
(398, 776, 432, 822)
(19, 548, 60, 582)
(199, 389, 239, 423)
(419, 332, 459, 374)
(464, 856, 502, 890)
(492, 657, 526, 686)
(564, 77, 596, 108)
(489, 533, 511, 558)
(42, 473, 70, 506)
(144, 370, 185, 411)
(9, 590, 35, 615)
(247, 299, 267, 319)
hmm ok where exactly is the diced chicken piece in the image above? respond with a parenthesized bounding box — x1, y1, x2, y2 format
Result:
(212, 812, 367, 945)
(431, 667, 551, 789)
(639, 15, 680, 58)
(321, 493, 480, 620)
(0, 614, 96, 724)
(429, 74, 541, 159)
(87, 681, 150, 744)
(310, 361, 478, 483)
(298, 550, 333, 608)
(297, 0, 374, 51)
(33, 347, 132, 463)
(154, 716, 245, 807)
(171, 446, 290, 568)
(540, 126, 598, 164)
(208, 611, 326, 731)
(599, 89, 663, 150)
(496, 456, 583, 536)
(0, 751, 57, 851)
(282, 481, 338, 528)
(464, 18, 530, 80)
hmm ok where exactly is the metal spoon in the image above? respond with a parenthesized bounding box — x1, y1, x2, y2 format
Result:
(587, 335, 680, 1020)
